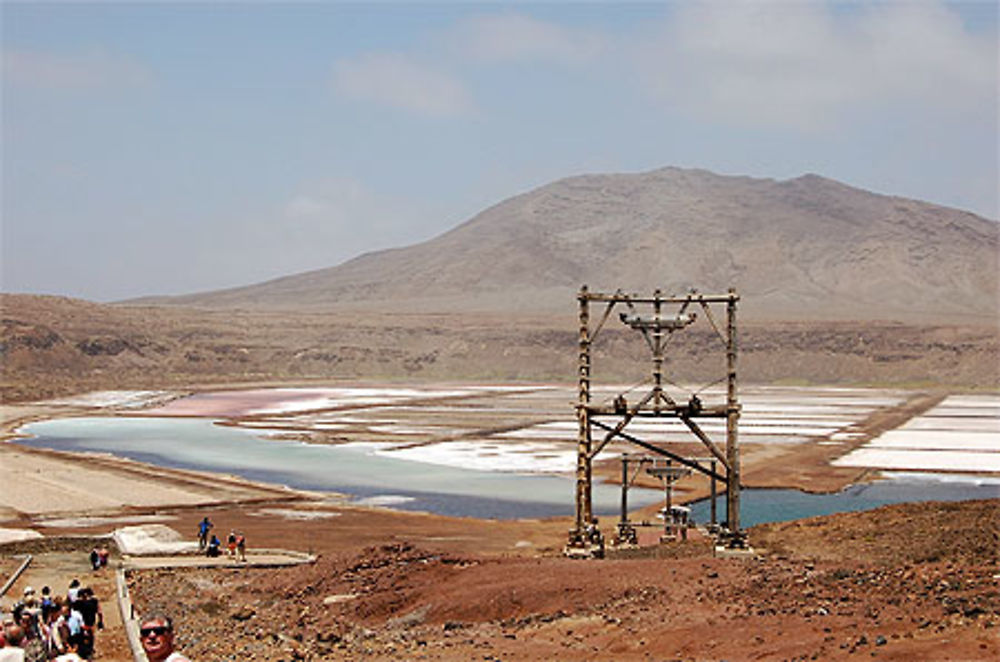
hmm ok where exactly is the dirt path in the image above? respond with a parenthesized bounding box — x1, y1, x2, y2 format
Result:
(123, 550, 313, 570)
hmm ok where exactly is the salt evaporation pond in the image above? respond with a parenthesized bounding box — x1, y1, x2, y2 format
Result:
(691, 473, 1000, 528)
(16, 417, 999, 525)
(15, 417, 660, 519)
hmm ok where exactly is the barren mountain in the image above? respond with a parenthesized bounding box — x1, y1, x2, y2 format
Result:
(136, 167, 999, 323)
(4, 168, 998, 401)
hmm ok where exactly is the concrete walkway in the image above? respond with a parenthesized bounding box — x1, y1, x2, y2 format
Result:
(122, 548, 314, 570)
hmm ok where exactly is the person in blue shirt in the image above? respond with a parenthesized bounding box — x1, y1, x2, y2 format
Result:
(197, 517, 213, 550)
(206, 535, 221, 558)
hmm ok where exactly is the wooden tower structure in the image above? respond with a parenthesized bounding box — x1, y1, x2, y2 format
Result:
(565, 286, 744, 557)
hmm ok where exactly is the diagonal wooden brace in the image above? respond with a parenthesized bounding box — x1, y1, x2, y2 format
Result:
(590, 420, 727, 482)
(587, 389, 657, 460)
(678, 413, 730, 471)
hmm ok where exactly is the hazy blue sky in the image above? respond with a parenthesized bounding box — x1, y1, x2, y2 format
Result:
(3, 1, 997, 302)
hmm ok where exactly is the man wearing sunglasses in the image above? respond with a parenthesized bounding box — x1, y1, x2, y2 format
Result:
(138, 616, 190, 662)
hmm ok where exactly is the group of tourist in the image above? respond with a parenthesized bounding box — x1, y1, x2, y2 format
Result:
(197, 517, 246, 561)
(1, 591, 192, 662)
(2, 518, 224, 662)
(86, 548, 109, 572)
(0, 582, 103, 662)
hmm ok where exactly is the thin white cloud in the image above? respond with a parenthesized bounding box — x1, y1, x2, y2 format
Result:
(332, 52, 474, 117)
(859, 3, 994, 103)
(452, 13, 606, 64)
(3, 48, 152, 91)
(284, 195, 331, 220)
(283, 178, 369, 225)
(634, 1, 996, 130)
(281, 176, 438, 247)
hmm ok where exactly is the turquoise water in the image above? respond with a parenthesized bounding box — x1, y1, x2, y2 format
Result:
(16, 417, 999, 524)
(15, 417, 660, 519)
(690, 474, 1000, 528)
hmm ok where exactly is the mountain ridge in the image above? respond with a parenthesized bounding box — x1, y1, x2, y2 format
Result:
(126, 167, 999, 323)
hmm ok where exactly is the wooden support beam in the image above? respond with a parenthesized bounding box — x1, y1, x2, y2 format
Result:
(677, 413, 731, 471)
(586, 404, 732, 417)
(583, 292, 738, 305)
(590, 420, 727, 482)
(587, 389, 656, 460)
(589, 296, 620, 344)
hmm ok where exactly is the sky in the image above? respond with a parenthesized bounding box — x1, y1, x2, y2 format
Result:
(2, 1, 997, 302)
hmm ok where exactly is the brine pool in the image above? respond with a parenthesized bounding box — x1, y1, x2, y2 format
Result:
(689, 473, 1000, 528)
(15, 417, 1000, 524)
(14, 417, 658, 519)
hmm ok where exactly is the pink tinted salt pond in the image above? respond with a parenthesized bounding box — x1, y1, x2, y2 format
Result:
(144, 387, 475, 418)
(144, 388, 336, 418)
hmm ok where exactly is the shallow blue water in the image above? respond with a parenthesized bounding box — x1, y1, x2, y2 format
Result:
(15, 417, 999, 524)
(15, 417, 660, 519)
(690, 475, 1000, 528)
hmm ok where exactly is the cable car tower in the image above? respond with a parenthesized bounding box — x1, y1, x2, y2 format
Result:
(565, 286, 745, 557)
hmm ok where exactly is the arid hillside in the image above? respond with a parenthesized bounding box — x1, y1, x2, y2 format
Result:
(132, 168, 999, 324)
(2, 293, 997, 403)
(4, 168, 998, 401)
(123, 499, 999, 661)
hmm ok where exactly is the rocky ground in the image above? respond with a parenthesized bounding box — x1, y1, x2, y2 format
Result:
(125, 499, 999, 661)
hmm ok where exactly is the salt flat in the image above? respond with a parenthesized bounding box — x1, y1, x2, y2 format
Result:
(41, 390, 180, 409)
(11, 384, 999, 523)
(144, 386, 492, 417)
(245, 387, 477, 414)
(833, 448, 1000, 472)
(27, 384, 997, 479)
(863, 430, 999, 451)
(184, 385, 922, 466)
(899, 417, 999, 432)
(833, 394, 1000, 473)
(377, 440, 577, 473)
(0, 527, 43, 544)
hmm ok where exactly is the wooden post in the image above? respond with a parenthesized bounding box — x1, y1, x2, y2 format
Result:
(652, 289, 663, 413)
(710, 459, 717, 529)
(664, 460, 673, 538)
(575, 285, 592, 537)
(725, 289, 740, 535)
(619, 454, 629, 530)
